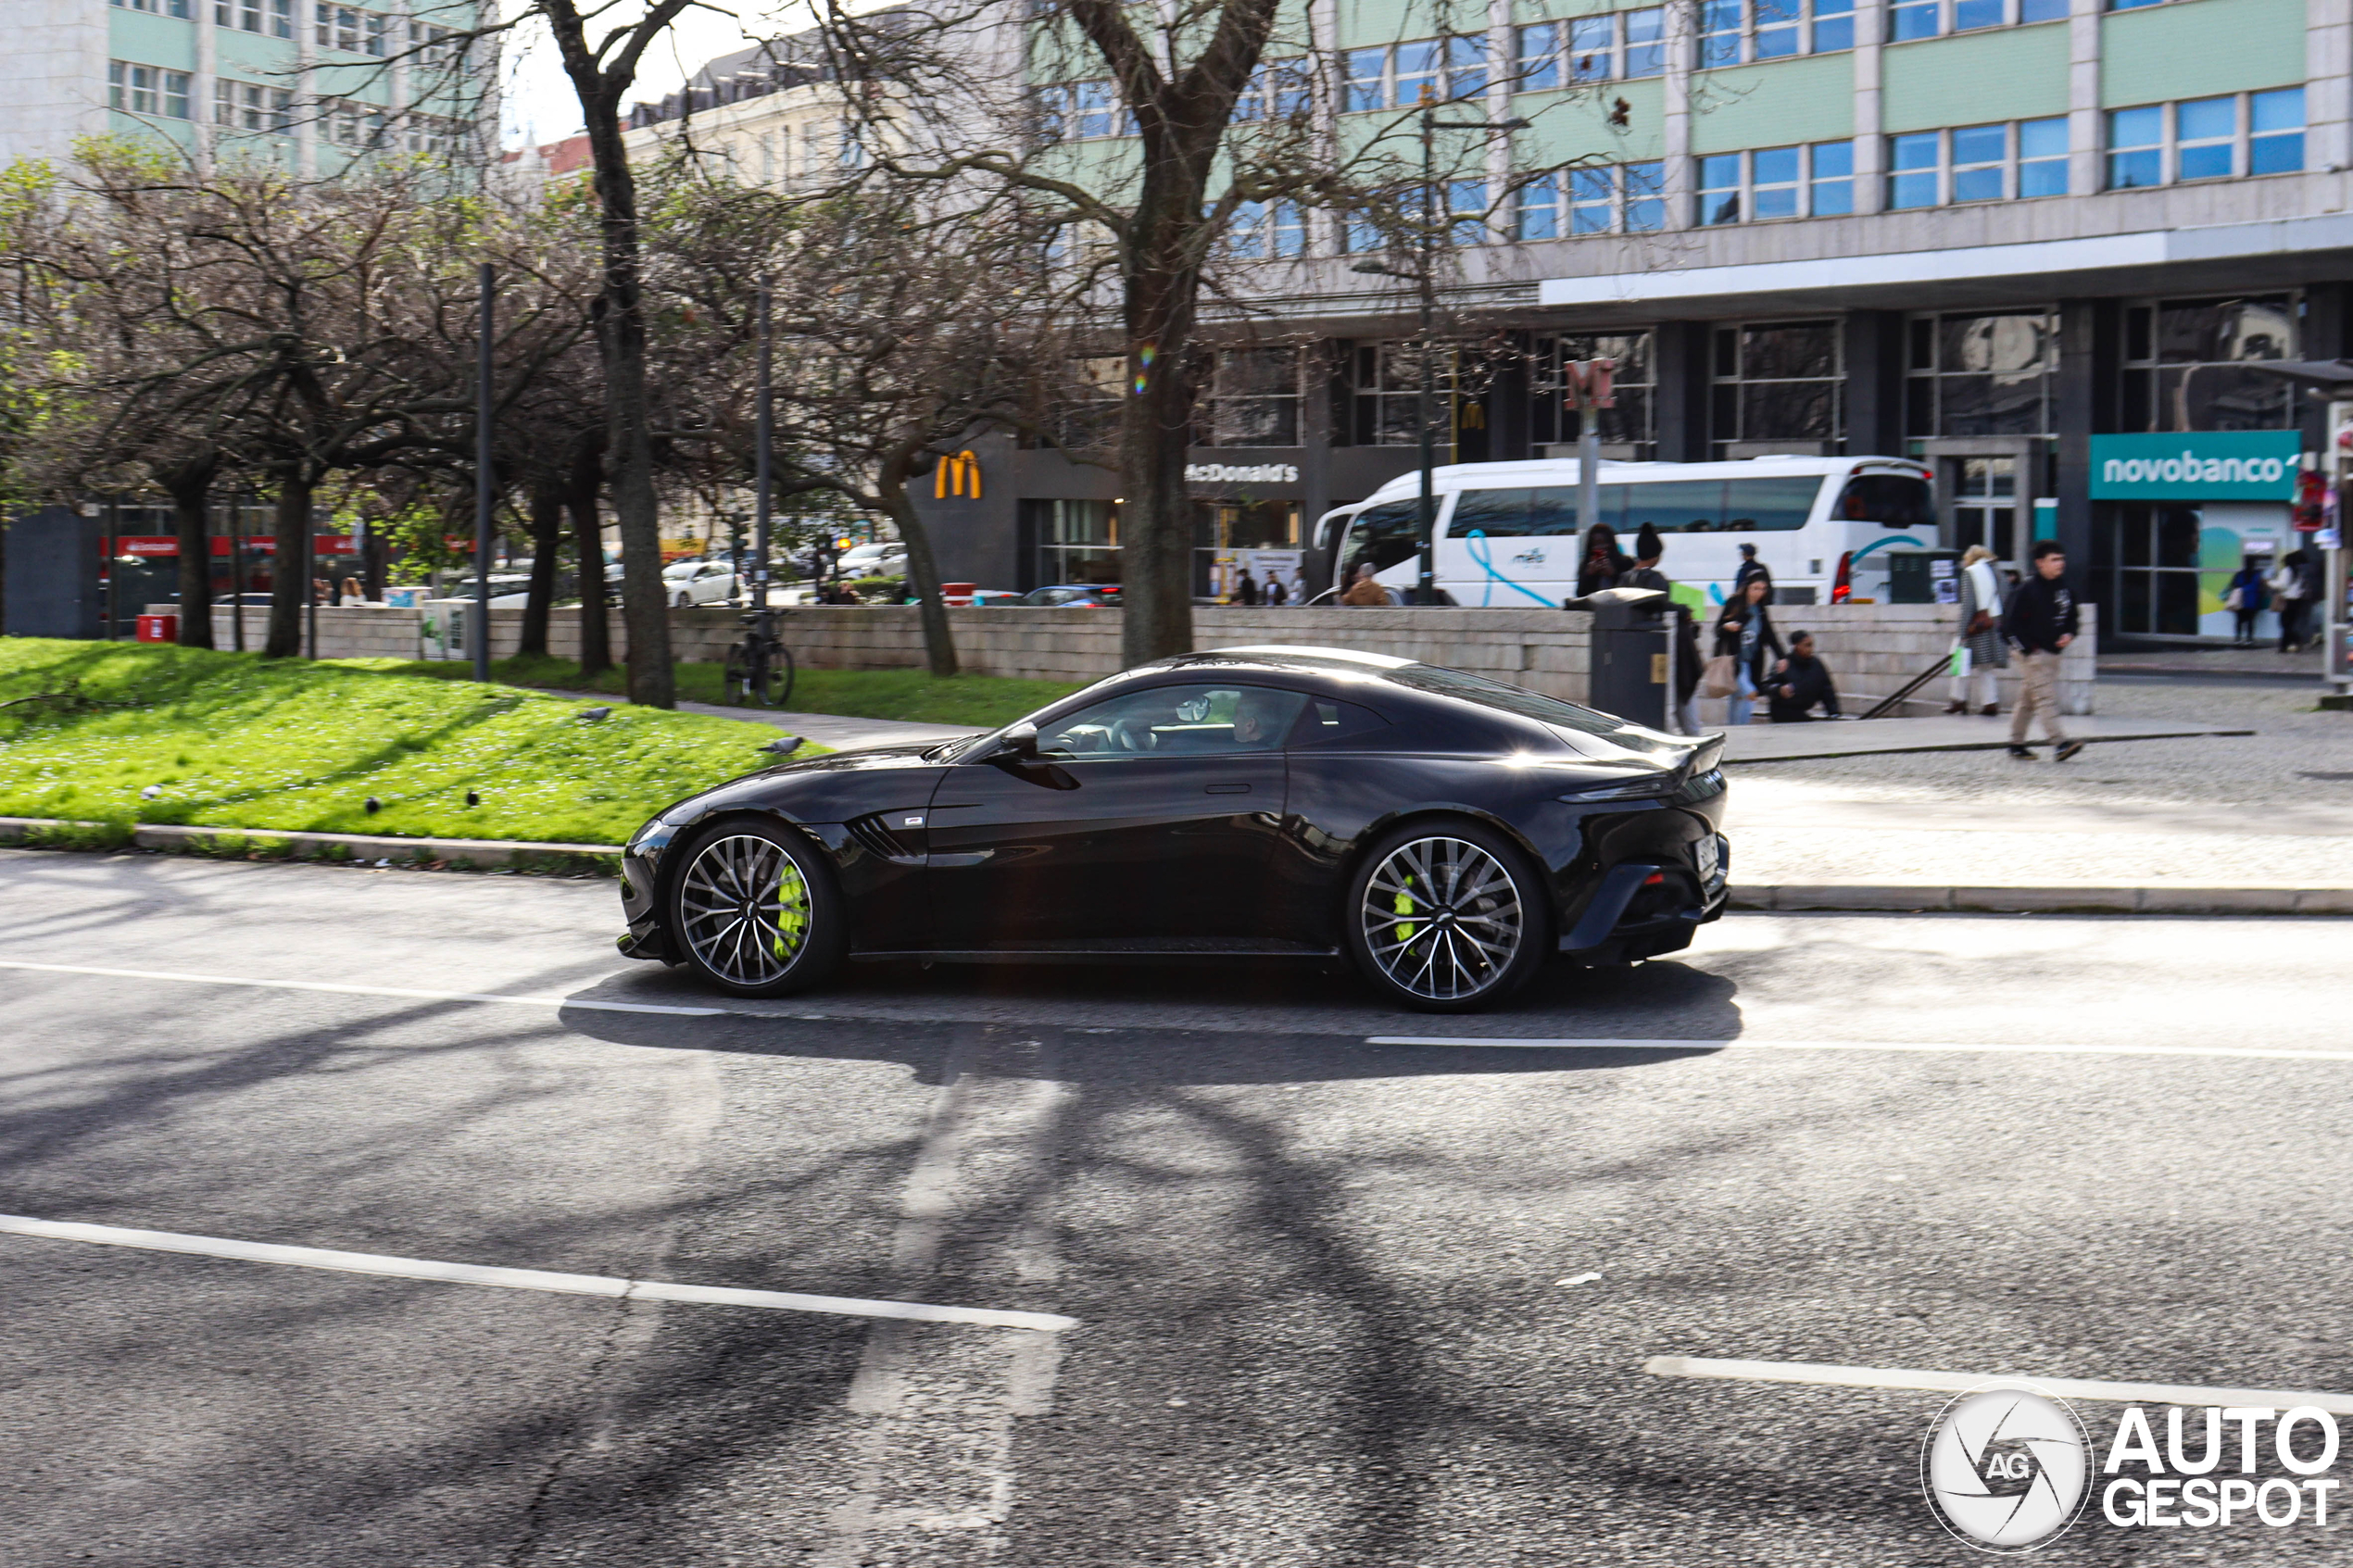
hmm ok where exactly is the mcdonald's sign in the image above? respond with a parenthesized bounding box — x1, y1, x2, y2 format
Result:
(1564, 358, 1617, 411)
(935, 449, 983, 499)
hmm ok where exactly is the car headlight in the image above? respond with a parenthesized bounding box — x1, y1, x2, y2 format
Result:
(627, 820, 679, 855)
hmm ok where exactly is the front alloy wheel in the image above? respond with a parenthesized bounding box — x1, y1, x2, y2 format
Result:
(670, 823, 843, 996)
(1347, 826, 1549, 1011)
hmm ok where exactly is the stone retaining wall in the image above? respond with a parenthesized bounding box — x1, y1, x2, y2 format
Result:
(214, 598, 2095, 715)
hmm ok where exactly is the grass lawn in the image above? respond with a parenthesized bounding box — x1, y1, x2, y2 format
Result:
(399, 653, 1084, 731)
(0, 639, 809, 846)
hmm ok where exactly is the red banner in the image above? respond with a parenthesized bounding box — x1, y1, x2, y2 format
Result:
(108, 535, 358, 558)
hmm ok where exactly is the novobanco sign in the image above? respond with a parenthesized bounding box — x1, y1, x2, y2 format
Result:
(2089, 432, 2300, 501)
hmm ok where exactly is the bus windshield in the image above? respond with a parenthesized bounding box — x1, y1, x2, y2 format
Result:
(1340, 501, 1424, 576)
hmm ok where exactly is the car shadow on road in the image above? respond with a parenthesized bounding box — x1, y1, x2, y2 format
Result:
(557, 956, 1745, 1086)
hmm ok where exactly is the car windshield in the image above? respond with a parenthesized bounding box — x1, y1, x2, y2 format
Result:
(1381, 664, 1682, 753)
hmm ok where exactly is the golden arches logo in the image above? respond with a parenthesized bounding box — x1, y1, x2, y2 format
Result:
(935, 450, 983, 499)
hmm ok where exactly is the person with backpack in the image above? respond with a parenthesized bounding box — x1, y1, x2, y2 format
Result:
(2004, 539, 2084, 761)
(2224, 558, 2268, 646)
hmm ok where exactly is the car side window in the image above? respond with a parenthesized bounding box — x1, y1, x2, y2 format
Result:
(1037, 684, 1308, 759)
(1287, 697, 1391, 750)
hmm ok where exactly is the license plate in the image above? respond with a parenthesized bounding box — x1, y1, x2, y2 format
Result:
(1695, 834, 1722, 884)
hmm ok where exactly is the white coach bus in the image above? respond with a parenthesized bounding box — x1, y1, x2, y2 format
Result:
(1315, 455, 1937, 609)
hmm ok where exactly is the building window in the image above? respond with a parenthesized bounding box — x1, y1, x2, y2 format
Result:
(1531, 332, 1655, 455)
(2117, 295, 2295, 433)
(1447, 180, 1490, 245)
(1905, 312, 2057, 439)
(1234, 59, 1309, 122)
(1029, 499, 1120, 587)
(1040, 81, 1132, 140)
(1888, 0, 2066, 39)
(2106, 91, 2301, 190)
(1344, 47, 1387, 111)
(1227, 200, 1305, 259)
(1811, 140, 1855, 213)
(1688, 0, 1856, 65)
(109, 61, 192, 119)
(1710, 320, 1842, 458)
(215, 78, 294, 132)
(1700, 0, 1742, 67)
(315, 4, 380, 54)
(1696, 144, 1848, 223)
(1518, 161, 1665, 237)
(1623, 7, 1667, 74)
(1351, 340, 1475, 446)
(115, 0, 195, 17)
(271, 0, 292, 38)
(1202, 346, 1302, 446)
(215, 0, 267, 29)
(1888, 119, 2069, 207)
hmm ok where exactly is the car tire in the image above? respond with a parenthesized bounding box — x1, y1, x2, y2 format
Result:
(674, 592, 694, 608)
(1342, 819, 1552, 1013)
(666, 818, 847, 997)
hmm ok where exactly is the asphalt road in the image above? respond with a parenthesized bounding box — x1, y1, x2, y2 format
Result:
(4, 847, 2349, 1566)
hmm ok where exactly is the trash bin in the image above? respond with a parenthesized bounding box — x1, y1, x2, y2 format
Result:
(1567, 585, 1670, 727)
(134, 611, 179, 643)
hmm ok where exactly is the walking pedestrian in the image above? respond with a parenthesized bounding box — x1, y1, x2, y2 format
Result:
(1577, 524, 1632, 597)
(1944, 545, 2007, 715)
(1621, 524, 1705, 733)
(1235, 569, 1261, 606)
(1732, 543, 1772, 603)
(2271, 548, 2315, 651)
(2004, 538, 2083, 761)
(1340, 562, 1391, 606)
(1715, 574, 1783, 727)
(2225, 558, 2268, 646)
(1265, 572, 1289, 607)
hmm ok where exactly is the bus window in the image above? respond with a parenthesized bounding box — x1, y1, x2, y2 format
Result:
(1524, 486, 1627, 533)
(1620, 480, 1726, 533)
(1721, 476, 1825, 531)
(1451, 488, 1533, 536)
(1833, 472, 1934, 528)
(1341, 501, 1424, 574)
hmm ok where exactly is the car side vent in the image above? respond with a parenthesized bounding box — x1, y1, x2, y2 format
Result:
(845, 814, 913, 862)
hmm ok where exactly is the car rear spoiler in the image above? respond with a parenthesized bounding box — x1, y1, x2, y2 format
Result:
(1669, 734, 1724, 784)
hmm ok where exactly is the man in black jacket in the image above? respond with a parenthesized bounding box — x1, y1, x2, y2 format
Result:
(1766, 632, 1842, 721)
(2004, 539, 2084, 761)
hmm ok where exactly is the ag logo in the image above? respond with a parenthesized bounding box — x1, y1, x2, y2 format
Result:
(1922, 1386, 2091, 1551)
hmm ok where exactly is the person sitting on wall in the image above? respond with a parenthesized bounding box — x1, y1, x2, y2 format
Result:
(1766, 631, 1843, 722)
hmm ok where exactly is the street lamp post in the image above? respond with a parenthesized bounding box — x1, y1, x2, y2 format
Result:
(754, 284, 774, 612)
(1351, 106, 1528, 606)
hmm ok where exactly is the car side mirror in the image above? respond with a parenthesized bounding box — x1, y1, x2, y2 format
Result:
(978, 721, 1039, 765)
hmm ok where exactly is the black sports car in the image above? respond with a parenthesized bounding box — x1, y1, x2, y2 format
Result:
(616, 646, 1729, 1011)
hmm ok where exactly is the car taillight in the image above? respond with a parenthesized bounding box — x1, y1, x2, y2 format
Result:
(1831, 550, 1854, 603)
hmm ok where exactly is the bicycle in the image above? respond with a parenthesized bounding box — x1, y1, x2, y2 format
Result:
(723, 607, 796, 708)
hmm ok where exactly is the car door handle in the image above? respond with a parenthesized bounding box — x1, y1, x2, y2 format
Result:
(1204, 784, 1252, 795)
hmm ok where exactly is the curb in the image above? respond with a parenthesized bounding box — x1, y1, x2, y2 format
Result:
(0, 817, 623, 870)
(1729, 884, 2353, 916)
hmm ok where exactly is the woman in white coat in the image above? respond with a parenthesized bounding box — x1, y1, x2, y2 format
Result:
(1945, 545, 2007, 715)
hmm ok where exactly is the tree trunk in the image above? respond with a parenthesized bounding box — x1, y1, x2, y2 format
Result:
(520, 484, 563, 658)
(1117, 270, 1206, 670)
(566, 470, 611, 677)
(877, 451, 958, 678)
(164, 454, 219, 650)
(263, 472, 312, 658)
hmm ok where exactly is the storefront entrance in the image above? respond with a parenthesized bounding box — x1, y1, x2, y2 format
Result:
(2088, 432, 2301, 642)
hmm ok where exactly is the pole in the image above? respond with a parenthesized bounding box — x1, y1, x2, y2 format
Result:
(1415, 103, 1436, 607)
(755, 285, 774, 611)
(231, 495, 245, 652)
(1579, 418, 1601, 586)
(472, 261, 495, 683)
(2329, 400, 2353, 696)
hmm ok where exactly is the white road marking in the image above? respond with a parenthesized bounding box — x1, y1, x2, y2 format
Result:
(0, 959, 725, 1017)
(0, 1214, 1076, 1334)
(1366, 1035, 2353, 1063)
(1645, 1356, 2353, 1414)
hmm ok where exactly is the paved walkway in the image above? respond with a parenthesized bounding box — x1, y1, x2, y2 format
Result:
(1718, 713, 2250, 762)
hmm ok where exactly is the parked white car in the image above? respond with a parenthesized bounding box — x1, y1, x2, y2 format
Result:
(662, 558, 740, 607)
(836, 544, 908, 579)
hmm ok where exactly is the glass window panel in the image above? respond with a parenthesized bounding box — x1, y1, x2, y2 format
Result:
(2157, 508, 2199, 569)
(1952, 0, 2003, 28)
(2019, 116, 2068, 196)
(2120, 510, 2152, 567)
(2156, 571, 2198, 636)
(1451, 488, 1534, 537)
(1741, 382, 1837, 441)
(1568, 16, 1613, 80)
(2108, 106, 2162, 188)
(1905, 376, 1935, 437)
(1528, 488, 1585, 534)
(1722, 477, 1827, 530)
(1888, 131, 1940, 207)
(1889, 0, 1938, 41)
(1623, 481, 1727, 533)
(2251, 88, 2304, 174)
(1623, 8, 1666, 76)
(1752, 145, 1800, 219)
(1345, 47, 1386, 112)
(1950, 122, 2005, 202)
(1624, 162, 1666, 230)
(2176, 95, 2235, 181)
(1755, 0, 1800, 57)
(1445, 35, 1488, 99)
(1516, 172, 1561, 239)
(1394, 40, 1440, 105)
(1516, 22, 1561, 92)
(1449, 179, 1489, 245)
(1810, 138, 1854, 214)
(1569, 167, 1613, 232)
(2020, 0, 2066, 17)
(1698, 154, 1742, 225)
(1812, 0, 1854, 51)
(1700, 0, 1743, 66)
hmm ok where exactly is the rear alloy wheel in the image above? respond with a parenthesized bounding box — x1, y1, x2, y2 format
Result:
(1345, 822, 1551, 1011)
(668, 822, 844, 997)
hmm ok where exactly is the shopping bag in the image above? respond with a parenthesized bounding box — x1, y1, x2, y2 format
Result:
(1948, 645, 1970, 679)
(1698, 655, 1737, 700)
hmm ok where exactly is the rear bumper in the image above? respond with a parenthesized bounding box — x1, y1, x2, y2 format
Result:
(1559, 834, 1729, 965)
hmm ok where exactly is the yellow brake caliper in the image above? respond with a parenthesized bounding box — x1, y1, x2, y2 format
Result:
(772, 863, 810, 958)
(1392, 878, 1420, 944)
